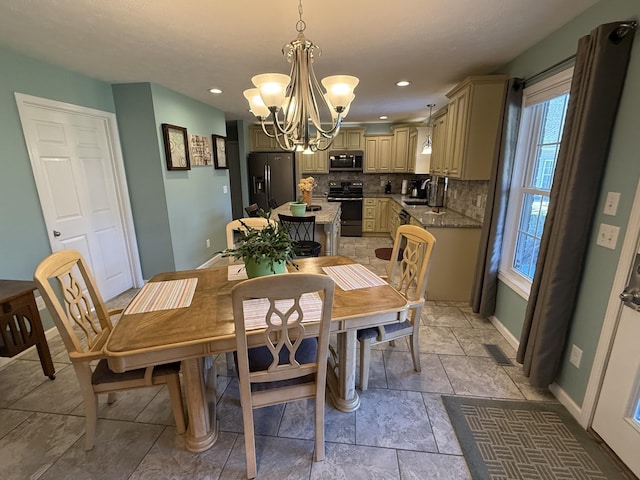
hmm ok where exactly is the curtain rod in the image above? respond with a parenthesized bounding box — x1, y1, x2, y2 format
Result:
(524, 55, 576, 86)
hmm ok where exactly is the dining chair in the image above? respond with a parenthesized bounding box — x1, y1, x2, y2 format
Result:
(278, 213, 322, 257)
(357, 224, 436, 390)
(33, 249, 186, 450)
(244, 203, 260, 217)
(231, 273, 335, 479)
(268, 198, 279, 209)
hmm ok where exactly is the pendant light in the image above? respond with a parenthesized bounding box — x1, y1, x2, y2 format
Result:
(243, 0, 359, 153)
(421, 104, 436, 155)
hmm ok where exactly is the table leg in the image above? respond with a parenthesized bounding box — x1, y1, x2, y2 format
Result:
(327, 330, 360, 412)
(182, 357, 218, 452)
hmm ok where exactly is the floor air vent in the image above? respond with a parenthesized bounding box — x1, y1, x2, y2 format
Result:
(483, 344, 512, 366)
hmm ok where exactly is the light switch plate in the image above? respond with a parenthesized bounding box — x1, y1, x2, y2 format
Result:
(223, 185, 228, 194)
(603, 192, 620, 216)
(596, 223, 620, 249)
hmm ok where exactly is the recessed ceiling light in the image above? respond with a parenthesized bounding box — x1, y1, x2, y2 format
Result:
(379, 115, 388, 120)
(208, 88, 222, 94)
(396, 81, 410, 87)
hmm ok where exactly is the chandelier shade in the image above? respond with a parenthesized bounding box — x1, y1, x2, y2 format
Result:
(243, 0, 358, 152)
(421, 103, 436, 155)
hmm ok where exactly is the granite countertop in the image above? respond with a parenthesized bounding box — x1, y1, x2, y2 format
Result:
(367, 194, 482, 229)
(271, 199, 340, 224)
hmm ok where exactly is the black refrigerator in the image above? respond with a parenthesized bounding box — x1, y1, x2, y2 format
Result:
(248, 152, 296, 211)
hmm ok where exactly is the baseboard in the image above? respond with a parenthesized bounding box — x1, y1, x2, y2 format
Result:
(198, 253, 222, 269)
(488, 315, 520, 351)
(490, 315, 587, 428)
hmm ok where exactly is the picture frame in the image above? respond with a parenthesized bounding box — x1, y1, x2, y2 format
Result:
(212, 135, 228, 169)
(162, 124, 191, 170)
(188, 134, 213, 166)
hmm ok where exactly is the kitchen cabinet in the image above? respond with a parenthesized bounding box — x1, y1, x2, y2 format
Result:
(364, 135, 393, 173)
(249, 125, 280, 151)
(388, 200, 403, 239)
(391, 125, 411, 172)
(300, 149, 328, 174)
(363, 198, 390, 233)
(332, 127, 365, 150)
(441, 75, 508, 180)
(429, 109, 448, 176)
(407, 129, 418, 172)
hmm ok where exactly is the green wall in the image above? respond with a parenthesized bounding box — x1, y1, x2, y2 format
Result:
(113, 83, 231, 278)
(494, 0, 640, 406)
(0, 46, 115, 284)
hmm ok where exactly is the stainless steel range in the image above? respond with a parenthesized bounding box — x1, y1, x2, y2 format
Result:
(327, 181, 363, 237)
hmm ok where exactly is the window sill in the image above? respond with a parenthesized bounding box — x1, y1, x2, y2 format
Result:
(497, 271, 531, 301)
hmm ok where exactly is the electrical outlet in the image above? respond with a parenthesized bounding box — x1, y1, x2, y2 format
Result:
(596, 223, 620, 250)
(569, 344, 582, 368)
(476, 194, 482, 206)
(206, 238, 211, 249)
(222, 185, 228, 194)
(380, 180, 385, 187)
(603, 192, 620, 216)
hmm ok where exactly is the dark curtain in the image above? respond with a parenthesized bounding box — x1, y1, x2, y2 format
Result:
(472, 79, 524, 316)
(517, 21, 637, 387)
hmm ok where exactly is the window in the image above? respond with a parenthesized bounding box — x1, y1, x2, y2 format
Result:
(500, 69, 573, 297)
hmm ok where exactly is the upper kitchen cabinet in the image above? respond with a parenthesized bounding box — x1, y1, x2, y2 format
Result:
(364, 134, 393, 173)
(249, 125, 280, 151)
(332, 127, 365, 150)
(429, 108, 448, 176)
(442, 75, 508, 180)
(300, 149, 329, 174)
(391, 125, 411, 172)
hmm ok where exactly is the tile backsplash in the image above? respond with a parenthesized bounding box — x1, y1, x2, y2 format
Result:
(446, 179, 488, 222)
(301, 172, 488, 223)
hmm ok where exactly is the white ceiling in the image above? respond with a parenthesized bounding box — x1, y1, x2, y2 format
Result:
(0, 0, 598, 124)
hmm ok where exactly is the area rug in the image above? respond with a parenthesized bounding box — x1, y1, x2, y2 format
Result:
(442, 396, 629, 480)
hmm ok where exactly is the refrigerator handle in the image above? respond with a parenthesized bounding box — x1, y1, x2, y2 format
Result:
(265, 164, 271, 200)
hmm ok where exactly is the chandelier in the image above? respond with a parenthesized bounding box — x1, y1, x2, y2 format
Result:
(421, 104, 436, 155)
(243, 0, 359, 153)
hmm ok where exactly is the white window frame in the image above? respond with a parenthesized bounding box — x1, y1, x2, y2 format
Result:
(499, 68, 574, 299)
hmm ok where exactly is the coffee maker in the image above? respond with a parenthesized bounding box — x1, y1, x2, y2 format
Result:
(427, 176, 447, 207)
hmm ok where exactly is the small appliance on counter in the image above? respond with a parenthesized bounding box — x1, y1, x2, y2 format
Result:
(385, 181, 392, 194)
(427, 176, 447, 207)
(409, 179, 429, 199)
(401, 179, 409, 195)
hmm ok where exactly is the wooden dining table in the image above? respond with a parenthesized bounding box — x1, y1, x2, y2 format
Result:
(105, 256, 408, 452)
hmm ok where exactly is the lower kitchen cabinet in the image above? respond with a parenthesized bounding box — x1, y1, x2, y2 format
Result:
(388, 200, 402, 239)
(363, 198, 390, 233)
(423, 226, 481, 302)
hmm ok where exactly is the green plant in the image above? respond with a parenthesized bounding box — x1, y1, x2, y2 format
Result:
(218, 210, 298, 272)
(293, 196, 306, 204)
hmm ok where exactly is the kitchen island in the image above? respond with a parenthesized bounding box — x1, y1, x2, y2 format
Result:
(272, 200, 341, 256)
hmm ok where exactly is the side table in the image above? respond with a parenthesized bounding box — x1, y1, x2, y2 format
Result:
(0, 279, 55, 379)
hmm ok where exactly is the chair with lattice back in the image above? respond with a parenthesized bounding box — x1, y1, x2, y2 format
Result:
(357, 224, 436, 390)
(278, 213, 322, 257)
(244, 203, 260, 217)
(33, 249, 186, 450)
(231, 273, 335, 479)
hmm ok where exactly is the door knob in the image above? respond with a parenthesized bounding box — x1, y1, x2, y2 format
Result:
(53, 230, 61, 237)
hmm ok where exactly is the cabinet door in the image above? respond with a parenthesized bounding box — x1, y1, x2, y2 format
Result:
(377, 137, 393, 172)
(250, 126, 276, 151)
(376, 199, 390, 232)
(345, 129, 364, 150)
(407, 129, 418, 172)
(392, 127, 409, 172)
(444, 87, 469, 179)
(364, 137, 378, 173)
(313, 149, 328, 173)
(332, 131, 346, 149)
(430, 113, 447, 176)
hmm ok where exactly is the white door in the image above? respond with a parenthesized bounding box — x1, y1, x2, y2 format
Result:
(592, 248, 640, 477)
(16, 94, 142, 300)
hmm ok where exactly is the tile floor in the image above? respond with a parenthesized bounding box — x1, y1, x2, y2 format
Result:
(0, 236, 556, 480)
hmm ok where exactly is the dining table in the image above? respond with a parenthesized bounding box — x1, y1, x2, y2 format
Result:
(104, 255, 408, 452)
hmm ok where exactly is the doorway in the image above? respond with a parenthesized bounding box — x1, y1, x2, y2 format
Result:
(15, 93, 143, 300)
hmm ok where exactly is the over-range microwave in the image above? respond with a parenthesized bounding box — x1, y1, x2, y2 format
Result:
(329, 150, 364, 172)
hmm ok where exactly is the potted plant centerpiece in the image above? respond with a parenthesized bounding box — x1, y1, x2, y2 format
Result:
(289, 196, 307, 216)
(219, 210, 297, 278)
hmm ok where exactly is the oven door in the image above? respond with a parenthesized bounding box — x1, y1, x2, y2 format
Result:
(328, 197, 363, 237)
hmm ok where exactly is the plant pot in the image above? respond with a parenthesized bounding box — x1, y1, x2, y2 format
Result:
(244, 257, 286, 278)
(289, 202, 307, 216)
